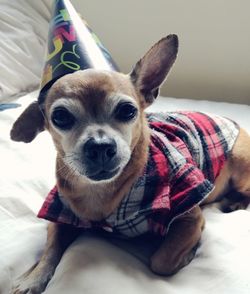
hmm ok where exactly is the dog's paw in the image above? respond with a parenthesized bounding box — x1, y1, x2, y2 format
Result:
(150, 242, 200, 276)
(12, 283, 41, 294)
(12, 274, 50, 294)
(220, 192, 250, 213)
(12, 280, 44, 294)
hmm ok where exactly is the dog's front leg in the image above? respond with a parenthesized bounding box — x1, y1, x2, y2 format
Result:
(150, 206, 205, 276)
(13, 223, 79, 294)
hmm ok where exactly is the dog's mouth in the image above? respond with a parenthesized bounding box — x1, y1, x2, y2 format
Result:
(87, 167, 120, 181)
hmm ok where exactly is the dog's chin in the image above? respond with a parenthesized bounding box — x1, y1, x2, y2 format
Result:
(67, 153, 131, 183)
(82, 154, 131, 183)
(87, 167, 121, 182)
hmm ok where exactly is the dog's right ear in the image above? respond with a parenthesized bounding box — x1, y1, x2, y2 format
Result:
(130, 34, 178, 105)
(10, 101, 45, 143)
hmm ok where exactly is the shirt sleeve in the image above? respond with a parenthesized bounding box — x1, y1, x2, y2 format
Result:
(37, 186, 92, 228)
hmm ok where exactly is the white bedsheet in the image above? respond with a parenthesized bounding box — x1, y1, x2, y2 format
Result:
(1, 92, 250, 294)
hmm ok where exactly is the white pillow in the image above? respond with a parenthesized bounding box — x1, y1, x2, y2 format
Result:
(0, 0, 51, 102)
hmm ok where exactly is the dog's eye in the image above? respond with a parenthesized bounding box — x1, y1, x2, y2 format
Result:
(114, 102, 138, 122)
(51, 107, 75, 130)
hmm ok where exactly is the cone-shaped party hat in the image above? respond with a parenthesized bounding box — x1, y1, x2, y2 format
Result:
(39, 0, 119, 101)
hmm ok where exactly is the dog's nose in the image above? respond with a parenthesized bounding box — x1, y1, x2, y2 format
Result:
(83, 137, 117, 165)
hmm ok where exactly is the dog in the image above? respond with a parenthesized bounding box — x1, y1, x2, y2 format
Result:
(11, 34, 250, 293)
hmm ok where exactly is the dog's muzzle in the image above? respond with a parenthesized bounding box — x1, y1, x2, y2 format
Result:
(83, 136, 120, 181)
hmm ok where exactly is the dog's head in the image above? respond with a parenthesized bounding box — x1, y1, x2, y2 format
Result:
(11, 35, 178, 183)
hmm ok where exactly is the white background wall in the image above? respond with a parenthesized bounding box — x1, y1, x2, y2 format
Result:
(71, 0, 250, 105)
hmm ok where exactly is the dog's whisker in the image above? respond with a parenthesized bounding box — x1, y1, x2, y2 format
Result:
(63, 166, 80, 190)
(56, 164, 70, 174)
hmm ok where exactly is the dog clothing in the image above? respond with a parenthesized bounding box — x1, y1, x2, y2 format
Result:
(38, 111, 239, 238)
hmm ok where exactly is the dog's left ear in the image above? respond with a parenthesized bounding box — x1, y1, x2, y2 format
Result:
(10, 101, 45, 143)
(130, 34, 178, 104)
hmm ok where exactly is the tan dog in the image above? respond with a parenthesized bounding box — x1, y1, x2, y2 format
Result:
(11, 35, 250, 293)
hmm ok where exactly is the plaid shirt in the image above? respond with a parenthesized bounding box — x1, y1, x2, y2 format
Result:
(38, 111, 239, 237)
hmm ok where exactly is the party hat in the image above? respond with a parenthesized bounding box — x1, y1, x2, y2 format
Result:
(39, 0, 119, 101)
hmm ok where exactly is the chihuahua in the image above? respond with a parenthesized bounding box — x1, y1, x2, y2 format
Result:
(11, 35, 250, 293)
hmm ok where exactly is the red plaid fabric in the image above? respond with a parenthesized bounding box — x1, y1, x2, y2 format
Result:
(38, 111, 239, 237)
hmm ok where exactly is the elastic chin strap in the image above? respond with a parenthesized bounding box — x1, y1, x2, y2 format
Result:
(38, 76, 59, 105)
(37, 91, 48, 119)
(37, 91, 48, 105)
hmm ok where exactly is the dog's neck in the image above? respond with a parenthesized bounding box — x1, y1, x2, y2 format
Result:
(56, 115, 150, 221)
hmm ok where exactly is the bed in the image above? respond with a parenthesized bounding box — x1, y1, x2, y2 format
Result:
(1, 1, 250, 294)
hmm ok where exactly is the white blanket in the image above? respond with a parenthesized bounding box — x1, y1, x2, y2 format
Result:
(1, 92, 250, 294)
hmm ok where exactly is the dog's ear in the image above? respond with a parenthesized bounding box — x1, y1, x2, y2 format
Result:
(130, 34, 178, 104)
(10, 101, 45, 143)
